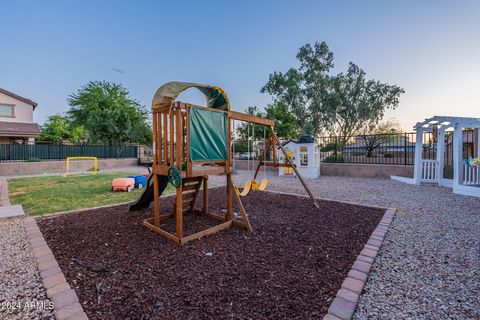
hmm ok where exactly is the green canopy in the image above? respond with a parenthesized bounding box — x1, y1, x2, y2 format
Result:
(152, 81, 230, 111)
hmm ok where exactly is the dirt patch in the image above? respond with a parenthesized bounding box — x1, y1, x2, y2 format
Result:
(38, 187, 384, 319)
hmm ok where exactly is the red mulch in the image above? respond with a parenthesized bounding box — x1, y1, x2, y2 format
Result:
(38, 187, 383, 320)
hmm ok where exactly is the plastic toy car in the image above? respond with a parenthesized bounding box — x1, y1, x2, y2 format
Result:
(128, 175, 147, 188)
(112, 178, 135, 192)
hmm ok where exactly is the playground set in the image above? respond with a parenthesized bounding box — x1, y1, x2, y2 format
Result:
(129, 81, 317, 244)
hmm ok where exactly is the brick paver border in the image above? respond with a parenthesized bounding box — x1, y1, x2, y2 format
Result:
(23, 217, 88, 320)
(323, 207, 397, 320)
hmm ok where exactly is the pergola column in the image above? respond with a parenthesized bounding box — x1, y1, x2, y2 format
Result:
(453, 126, 463, 186)
(477, 129, 480, 159)
(413, 128, 423, 184)
(436, 128, 445, 182)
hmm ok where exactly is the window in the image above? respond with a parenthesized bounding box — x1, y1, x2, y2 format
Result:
(0, 104, 14, 117)
(314, 146, 319, 165)
(300, 146, 308, 166)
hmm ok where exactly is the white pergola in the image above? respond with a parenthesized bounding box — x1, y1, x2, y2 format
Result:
(393, 116, 480, 197)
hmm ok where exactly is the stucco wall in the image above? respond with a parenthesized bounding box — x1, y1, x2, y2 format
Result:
(320, 163, 413, 179)
(0, 92, 34, 123)
(233, 160, 413, 179)
(0, 158, 138, 177)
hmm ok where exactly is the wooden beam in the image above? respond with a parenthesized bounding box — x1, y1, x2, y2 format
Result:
(205, 212, 251, 230)
(143, 219, 180, 243)
(231, 181, 252, 232)
(229, 111, 275, 127)
(180, 220, 233, 244)
(261, 162, 292, 167)
(272, 131, 319, 208)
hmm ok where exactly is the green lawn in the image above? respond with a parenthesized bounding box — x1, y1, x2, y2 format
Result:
(8, 171, 174, 216)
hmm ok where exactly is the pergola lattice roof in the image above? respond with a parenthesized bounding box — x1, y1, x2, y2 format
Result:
(414, 116, 480, 131)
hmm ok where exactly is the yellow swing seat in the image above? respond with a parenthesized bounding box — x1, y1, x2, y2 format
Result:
(235, 180, 253, 197)
(251, 179, 268, 191)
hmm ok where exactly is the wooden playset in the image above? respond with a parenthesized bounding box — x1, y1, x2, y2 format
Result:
(129, 81, 317, 244)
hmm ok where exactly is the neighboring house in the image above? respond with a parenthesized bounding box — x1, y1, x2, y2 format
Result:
(278, 135, 320, 179)
(0, 88, 41, 144)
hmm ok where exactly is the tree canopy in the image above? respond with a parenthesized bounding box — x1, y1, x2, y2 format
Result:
(261, 41, 404, 141)
(37, 115, 86, 143)
(67, 81, 151, 147)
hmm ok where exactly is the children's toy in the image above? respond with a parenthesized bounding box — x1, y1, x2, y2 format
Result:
(112, 178, 135, 192)
(129, 81, 317, 244)
(129, 175, 147, 188)
(466, 156, 480, 168)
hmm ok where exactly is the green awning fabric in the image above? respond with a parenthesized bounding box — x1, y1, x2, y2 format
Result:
(189, 107, 227, 161)
(152, 81, 230, 111)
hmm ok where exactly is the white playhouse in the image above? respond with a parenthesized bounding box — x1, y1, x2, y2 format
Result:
(278, 135, 320, 179)
(392, 116, 480, 197)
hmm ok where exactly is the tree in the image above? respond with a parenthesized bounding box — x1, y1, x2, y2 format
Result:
(67, 81, 151, 156)
(261, 41, 405, 141)
(264, 102, 299, 139)
(359, 119, 402, 157)
(37, 115, 86, 143)
(236, 106, 267, 142)
(261, 41, 334, 134)
(325, 63, 404, 146)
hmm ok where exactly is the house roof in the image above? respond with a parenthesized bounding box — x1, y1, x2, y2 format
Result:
(414, 116, 480, 131)
(0, 121, 41, 137)
(0, 88, 38, 110)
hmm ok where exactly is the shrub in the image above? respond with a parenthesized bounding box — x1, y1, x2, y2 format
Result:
(320, 141, 338, 152)
(322, 155, 345, 163)
(26, 157, 42, 162)
(383, 152, 394, 158)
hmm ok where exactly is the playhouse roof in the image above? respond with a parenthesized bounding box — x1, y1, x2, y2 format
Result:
(279, 135, 315, 147)
(414, 116, 480, 131)
(151, 81, 230, 111)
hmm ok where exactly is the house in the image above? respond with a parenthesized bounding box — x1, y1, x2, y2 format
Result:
(278, 135, 320, 179)
(0, 88, 41, 144)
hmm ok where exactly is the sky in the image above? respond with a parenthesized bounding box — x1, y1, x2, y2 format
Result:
(1, 0, 479, 131)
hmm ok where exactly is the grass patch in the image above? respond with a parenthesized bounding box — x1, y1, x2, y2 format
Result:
(8, 172, 174, 216)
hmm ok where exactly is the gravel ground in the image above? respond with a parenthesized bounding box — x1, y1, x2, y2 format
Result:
(211, 171, 480, 319)
(0, 218, 53, 319)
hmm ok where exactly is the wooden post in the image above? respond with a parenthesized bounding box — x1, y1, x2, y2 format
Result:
(203, 176, 208, 215)
(271, 131, 318, 208)
(175, 107, 184, 240)
(152, 111, 158, 164)
(226, 117, 233, 221)
(413, 128, 423, 184)
(163, 112, 168, 165)
(153, 175, 160, 227)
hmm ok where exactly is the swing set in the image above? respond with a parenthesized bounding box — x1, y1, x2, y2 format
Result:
(233, 122, 269, 196)
(129, 81, 318, 244)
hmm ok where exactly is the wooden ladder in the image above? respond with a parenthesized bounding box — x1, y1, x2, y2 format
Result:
(177, 176, 204, 214)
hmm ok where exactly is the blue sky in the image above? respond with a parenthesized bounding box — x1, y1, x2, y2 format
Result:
(1, 0, 479, 130)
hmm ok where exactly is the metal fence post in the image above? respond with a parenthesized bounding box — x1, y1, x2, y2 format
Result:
(404, 132, 407, 165)
(335, 136, 338, 162)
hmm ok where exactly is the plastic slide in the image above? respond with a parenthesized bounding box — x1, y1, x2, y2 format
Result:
(128, 174, 169, 211)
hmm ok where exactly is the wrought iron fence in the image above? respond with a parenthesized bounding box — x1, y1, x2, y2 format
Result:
(318, 130, 477, 167)
(318, 132, 417, 165)
(0, 142, 138, 162)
